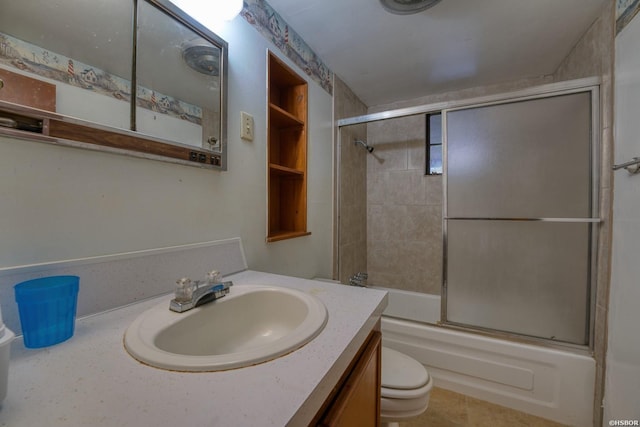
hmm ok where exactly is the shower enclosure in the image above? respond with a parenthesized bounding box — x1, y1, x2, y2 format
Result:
(337, 79, 600, 348)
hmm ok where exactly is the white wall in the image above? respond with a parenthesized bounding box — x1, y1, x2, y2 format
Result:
(0, 16, 334, 280)
(605, 12, 640, 422)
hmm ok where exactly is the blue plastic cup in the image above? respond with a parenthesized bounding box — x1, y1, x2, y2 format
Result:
(14, 275, 79, 348)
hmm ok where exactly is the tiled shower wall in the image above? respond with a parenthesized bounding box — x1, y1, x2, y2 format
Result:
(334, 77, 368, 283)
(366, 115, 443, 294)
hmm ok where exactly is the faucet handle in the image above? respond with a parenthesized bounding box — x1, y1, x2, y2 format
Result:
(206, 270, 222, 284)
(175, 277, 194, 302)
(348, 272, 368, 287)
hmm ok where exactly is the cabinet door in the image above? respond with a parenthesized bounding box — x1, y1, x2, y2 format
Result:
(319, 331, 381, 426)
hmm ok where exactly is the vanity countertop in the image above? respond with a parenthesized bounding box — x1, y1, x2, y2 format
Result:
(0, 270, 387, 427)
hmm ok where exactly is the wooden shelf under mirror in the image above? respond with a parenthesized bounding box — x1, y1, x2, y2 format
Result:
(267, 51, 310, 242)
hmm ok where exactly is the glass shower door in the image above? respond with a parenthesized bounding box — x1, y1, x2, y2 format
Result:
(443, 90, 598, 346)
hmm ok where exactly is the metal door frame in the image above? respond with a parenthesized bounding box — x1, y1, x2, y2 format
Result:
(336, 77, 600, 351)
(441, 85, 600, 350)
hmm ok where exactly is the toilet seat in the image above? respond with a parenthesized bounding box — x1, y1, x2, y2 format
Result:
(380, 346, 433, 423)
(381, 346, 430, 392)
(382, 378, 433, 400)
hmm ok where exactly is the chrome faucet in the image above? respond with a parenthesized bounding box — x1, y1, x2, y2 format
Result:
(349, 272, 368, 287)
(170, 271, 233, 313)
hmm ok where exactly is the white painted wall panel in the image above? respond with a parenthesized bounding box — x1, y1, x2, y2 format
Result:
(0, 17, 333, 288)
(606, 11, 640, 422)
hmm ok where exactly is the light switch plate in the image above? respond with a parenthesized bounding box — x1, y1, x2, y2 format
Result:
(240, 111, 254, 141)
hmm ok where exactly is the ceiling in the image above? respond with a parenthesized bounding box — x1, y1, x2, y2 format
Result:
(266, 0, 608, 107)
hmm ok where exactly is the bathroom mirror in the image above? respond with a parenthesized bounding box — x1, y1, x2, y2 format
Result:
(0, 0, 228, 170)
(0, 0, 134, 130)
(137, 0, 224, 152)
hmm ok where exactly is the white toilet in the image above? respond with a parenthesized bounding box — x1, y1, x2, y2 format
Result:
(311, 277, 433, 424)
(380, 346, 433, 427)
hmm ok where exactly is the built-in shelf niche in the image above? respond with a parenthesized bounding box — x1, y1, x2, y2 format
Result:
(267, 51, 310, 242)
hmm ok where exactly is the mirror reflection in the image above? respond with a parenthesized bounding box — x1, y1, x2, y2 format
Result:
(137, 0, 222, 151)
(0, 0, 134, 130)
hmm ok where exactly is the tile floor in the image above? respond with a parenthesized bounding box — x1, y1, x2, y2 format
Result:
(399, 387, 569, 427)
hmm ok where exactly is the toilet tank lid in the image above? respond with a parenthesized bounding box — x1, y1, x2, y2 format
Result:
(381, 346, 429, 390)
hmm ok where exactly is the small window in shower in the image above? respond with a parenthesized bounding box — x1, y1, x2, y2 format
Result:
(426, 113, 442, 175)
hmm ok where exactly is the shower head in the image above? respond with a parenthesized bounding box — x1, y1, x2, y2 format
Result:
(355, 139, 375, 153)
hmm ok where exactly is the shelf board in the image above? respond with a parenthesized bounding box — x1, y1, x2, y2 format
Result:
(266, 230, 312, 242)
(269, 103, 304, 128)
(269, 163, 304, 176)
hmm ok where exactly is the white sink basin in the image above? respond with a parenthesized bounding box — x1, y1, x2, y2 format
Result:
(124, 284, 327, 371)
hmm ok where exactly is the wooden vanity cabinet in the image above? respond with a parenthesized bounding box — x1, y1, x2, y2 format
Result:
(316, 330, 382, 426)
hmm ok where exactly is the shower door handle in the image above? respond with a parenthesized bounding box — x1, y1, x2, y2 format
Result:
(444, 217, 602, 223)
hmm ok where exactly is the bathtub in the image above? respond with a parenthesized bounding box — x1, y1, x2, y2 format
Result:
(376, 287, 596, 427)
